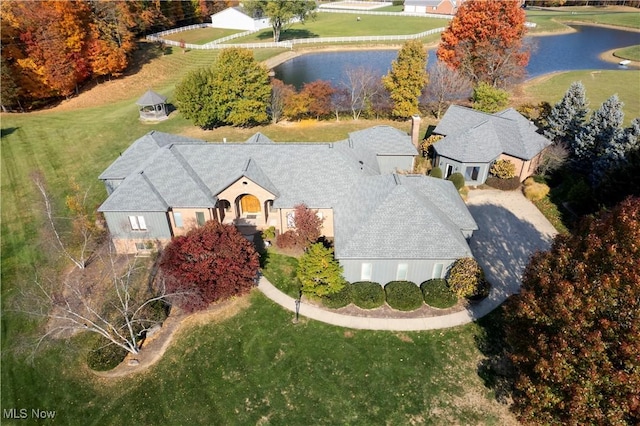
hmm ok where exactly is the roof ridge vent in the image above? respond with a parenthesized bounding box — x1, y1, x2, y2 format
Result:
(243, 158, 252, 172)
(393, 174, 401, 185)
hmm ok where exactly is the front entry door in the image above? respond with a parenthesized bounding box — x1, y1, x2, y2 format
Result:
(240, 195, 261, 213)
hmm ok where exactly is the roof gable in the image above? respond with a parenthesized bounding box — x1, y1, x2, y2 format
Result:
(136, 90, 167, 106)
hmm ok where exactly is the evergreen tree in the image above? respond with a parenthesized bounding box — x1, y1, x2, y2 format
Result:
(574, 95, 624, 183)
(175, 67, 216, 128)
(296, 243, 346, 297)
(471, 82, 508, 113)
(382, 39, 428, 118)
(544, 81, 589, 145)
(593, 117, 640, 186)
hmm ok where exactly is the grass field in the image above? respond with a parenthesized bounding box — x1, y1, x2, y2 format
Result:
(2, 7, 639, 423)
(162, 27, 242, 45)
(526, 7, 640, 33)
(615, 45, 640, 61)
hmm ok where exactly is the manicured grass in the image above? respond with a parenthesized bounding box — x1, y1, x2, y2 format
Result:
(261, 249, 300, 298)
(520, 70, 640, 126)
(162, 27, 241, 45)
(233, 12, 449, 43)
(526, 7, 640, 33)
(615, 45, 640, 61)
(1, 292, 513, 424)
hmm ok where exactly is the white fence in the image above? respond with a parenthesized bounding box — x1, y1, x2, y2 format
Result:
(318, 8, 454, 19)
(147, 26, 446, 50)
(149, 23, 211, 38)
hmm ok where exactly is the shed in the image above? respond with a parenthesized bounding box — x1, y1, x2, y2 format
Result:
(136, 90, 168, 121)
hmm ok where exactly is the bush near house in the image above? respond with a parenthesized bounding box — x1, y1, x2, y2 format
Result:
(447, 257, 488, 299)
(351, 281, 385, 309)
(448, 172, 465, 190)
(490, 159, 517, 179)
(421, 279, 458, 309)
(430, 167, 443, 178)
(523, 178, 550, 201)
(486, 176, 521, 190)
(385, 281, 423, 311)
(276, 230, 299, 250)
(321, 284, 351, 309)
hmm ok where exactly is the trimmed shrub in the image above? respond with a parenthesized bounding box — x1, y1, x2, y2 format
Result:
(430, 166, 443, 178)
(490, 159, 517, 179)
(523, 181, 550, 201)
(448, 172, 465, 190)
(523, 177, 536, 186)
(447, 257, 487, 298)
(421, 279, 458, 309)
(275, 230, 298, 250)
(261, 226, 276, 240)
(486, 175, 521, 191)
(384, 281, 423, 311)
(322, 284, 351, 309)
(351, 281, 385, 309)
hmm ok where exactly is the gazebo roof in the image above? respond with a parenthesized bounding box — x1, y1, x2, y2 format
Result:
(136, 90, 167, 106)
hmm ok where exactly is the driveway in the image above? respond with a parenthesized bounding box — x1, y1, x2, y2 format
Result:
(465, 188, 558, 318)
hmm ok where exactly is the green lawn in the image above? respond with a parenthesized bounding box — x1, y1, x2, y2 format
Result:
(615, 44, 640, 61)
(233, 12, 449, 43)
(521, 70, 640, 126)
(526, 7, 640, 33)
(2, 292, 513, 425)
(162, 27, 242, 45)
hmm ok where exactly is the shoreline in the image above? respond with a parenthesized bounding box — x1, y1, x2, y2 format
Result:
(263, 22, 639, 70)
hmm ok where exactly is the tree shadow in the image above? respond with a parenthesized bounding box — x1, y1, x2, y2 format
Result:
(256, 29, 318, 41)
(465, 199, 555, 406)
(1, 127, 20, 139)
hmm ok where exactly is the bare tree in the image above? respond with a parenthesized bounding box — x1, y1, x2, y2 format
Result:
(343, 66, 381, 120)
(537, 142, 569, 177)
(270, 78, 295, 123)
(423, 59, 473, 119)
(32, 172, 101, 270)
(22, 248, 181, 356)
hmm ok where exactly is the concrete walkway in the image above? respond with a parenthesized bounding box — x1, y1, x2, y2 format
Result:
(258, 189, 558, 331)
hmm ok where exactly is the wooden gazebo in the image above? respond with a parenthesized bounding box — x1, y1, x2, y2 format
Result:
(136, 89, 168, 121)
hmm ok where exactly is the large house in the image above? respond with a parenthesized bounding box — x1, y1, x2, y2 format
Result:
(432, 105, 551, 186)
(98, 126, 477, 285)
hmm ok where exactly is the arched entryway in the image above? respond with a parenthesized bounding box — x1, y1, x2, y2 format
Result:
(240, 194, 261, 214)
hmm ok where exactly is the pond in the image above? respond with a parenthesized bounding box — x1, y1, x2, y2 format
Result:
(273, 25, 640, 89)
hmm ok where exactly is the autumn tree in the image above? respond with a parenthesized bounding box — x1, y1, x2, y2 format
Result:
(296, 243, 346, 297)
(270, 78, 295, 123)
(243, 0, 317, 42)
(159, 221, 260, 313)
(437, 0, 530, 88)
(292, 203, 324, 249)
(422, 59, 473, 119)
(505, 197, 640, 425)
(284, 89, 312, 121)
(302, 80, 335, 120)
(175, 48, 271, 128)
(382, 39, 429, 118)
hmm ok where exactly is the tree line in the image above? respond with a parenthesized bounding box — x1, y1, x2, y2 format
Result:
(0, 0, 235, 110)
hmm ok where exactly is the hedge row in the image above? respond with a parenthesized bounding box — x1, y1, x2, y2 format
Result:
(485, 176, 521, 191)
(321, 279, 459, 311)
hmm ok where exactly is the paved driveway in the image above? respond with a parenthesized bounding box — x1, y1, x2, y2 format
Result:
(465, 189, 558, 318)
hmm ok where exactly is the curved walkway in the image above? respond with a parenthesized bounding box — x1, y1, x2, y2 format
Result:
(258, 189, 558, 331)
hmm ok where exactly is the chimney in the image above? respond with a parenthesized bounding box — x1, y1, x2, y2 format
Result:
(410, 115, 421, 150)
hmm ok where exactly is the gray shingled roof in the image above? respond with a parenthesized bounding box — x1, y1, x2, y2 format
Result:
(245, 133, 275, 144)
(99, 128, 474, 260)
(334, 175, 472, 259)
(136, 90, 167, 106)
(433, 105, 551, 161)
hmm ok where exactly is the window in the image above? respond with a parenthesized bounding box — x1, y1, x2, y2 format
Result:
(174, 212, 183, 228)
(196, 211, 205, 226)
(128, 215, 147, 231)
(396, 263, 408, 280)
(432, 263, 444, 279)
(361, 263, 372, 281)
(465, 166, 480, 181)
(286, 211, 295, 228)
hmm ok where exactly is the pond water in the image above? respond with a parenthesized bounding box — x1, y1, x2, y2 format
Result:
(273, 25, 640, 89)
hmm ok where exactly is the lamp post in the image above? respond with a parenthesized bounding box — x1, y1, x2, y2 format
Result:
(293, 289, 301, 324)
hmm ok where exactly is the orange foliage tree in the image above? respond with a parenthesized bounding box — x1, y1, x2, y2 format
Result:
(436, 0, 530, 88)
(505, 197, 640, 424)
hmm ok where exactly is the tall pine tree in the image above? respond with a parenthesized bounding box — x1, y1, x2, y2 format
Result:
(544, 81, 589, 146)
